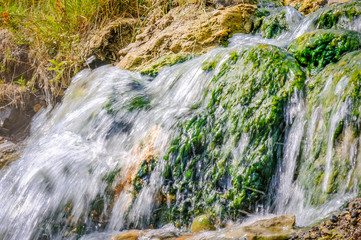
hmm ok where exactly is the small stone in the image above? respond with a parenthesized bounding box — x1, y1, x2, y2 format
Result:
(330, 215, 338, 223)
(191, 215, 216, 233)
(341, 211, 348, 216)
(351, 211, 359, 218)
(33, 104, 43, 113)
(111, 230, 143, 240)
(0, 136, 3, 141)
(351, 218, 358, 226)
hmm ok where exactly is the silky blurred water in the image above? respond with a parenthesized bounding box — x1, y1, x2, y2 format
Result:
(1, 3, 361, 239)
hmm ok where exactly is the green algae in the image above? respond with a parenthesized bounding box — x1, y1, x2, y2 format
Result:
(296, 50, 361, 205)
(140, 54, 193, 77)
(288, 29, 361, 75)
(202, 57, 221, 71)
(254, 9, 289, 39)
(316, 0, 361, 30)
(133, 44, 305, 226)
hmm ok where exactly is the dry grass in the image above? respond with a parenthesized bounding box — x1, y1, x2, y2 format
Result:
(0, 0, 205, 106)
(0, 83, 27, 109)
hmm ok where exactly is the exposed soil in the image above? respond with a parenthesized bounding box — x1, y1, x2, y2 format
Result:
(285, 0, 351, 15)
(116, 2, 257, 70)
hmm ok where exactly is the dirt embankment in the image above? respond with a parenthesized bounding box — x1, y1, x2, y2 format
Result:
(117, 2, 258, 70)
(285, 0, 350, 15)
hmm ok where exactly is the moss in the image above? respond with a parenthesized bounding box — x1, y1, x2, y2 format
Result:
(288, 29, 361, 75)
(316, 1, 361, 30)
(140, 54, 193, 77)
(296, 50, 361, 205)
(104, 78, 151, 116)
(254, 9, 289, 39)
(133, 158, 156, 194)
(191, 215, 216, 232)
(102, 168, 121, 184)
(134, 44, 305, 227)
(202, 57, 221, 71)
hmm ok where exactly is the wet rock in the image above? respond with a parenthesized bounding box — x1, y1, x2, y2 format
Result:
(191, 215, 216, 233)
(351, 211, 359, 218)
(140, 224, 183, 239)
(224, 215, 296, 240)
(294, 198, 361, 239)
(315, 1, 361, 30)
(351, 218, 358, 226)
(330, 215, 338, 223)
(0, 90, 45, 142)
(169, 235, 193, 240)
(0, 138, 21, 169)
(253, 9, 294, 39)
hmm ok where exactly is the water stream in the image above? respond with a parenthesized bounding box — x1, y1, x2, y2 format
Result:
(1, 2, 361, 239)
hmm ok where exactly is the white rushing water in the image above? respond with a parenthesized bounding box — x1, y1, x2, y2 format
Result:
(1, 2, 361, 239)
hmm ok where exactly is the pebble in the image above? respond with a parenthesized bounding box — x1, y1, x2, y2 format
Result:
(330, 215, 338, 223)
(351, 218, 358, 226)
(341, 211, 348, 216)
(351, 211, 359, 218)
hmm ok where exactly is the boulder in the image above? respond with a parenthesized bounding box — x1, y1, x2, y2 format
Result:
(224, 215, 296, 240)
(191, 215, 216, 232)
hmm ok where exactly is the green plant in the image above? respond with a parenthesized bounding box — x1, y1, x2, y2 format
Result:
(13, 76, 27, 88)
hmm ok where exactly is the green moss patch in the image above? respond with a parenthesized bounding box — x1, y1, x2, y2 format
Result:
(140, 54, 193, 77)
(316, 1, 361, 30)
(133, 44, 305, 227)
(288, 29, 361, 75)
(254, 9, 289, 39)
(296, 50, 361, 204)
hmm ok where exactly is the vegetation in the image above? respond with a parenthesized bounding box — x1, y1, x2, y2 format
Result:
(288, 29, 361, 75)
(254, 9, 289, 39)
(0, 0, 205, 104)
(316, 0, 361, 30)
(132, 44, 305, 227)
(140, 54, 193, 77)
(297, 50, 361, 205)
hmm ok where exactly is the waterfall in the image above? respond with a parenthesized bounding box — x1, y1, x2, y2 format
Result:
(1, 1, 361, 239)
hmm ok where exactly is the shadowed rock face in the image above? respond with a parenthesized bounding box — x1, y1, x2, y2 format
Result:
(0, 91, 45, 142)
(0, 137, 22, 169)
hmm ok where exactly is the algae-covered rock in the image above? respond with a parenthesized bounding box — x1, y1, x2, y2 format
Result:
(288, 29, 361, 74)
(139, 44, 305, 226)
(316, 0, 361, 30)
(255, 9, 290, 39)
(295, 50, 361, 204)
(191, 215, 216, 232)
(139, 54, 193, 77)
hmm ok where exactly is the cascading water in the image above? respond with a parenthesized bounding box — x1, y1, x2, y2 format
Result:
(1, 1, 361, 239)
